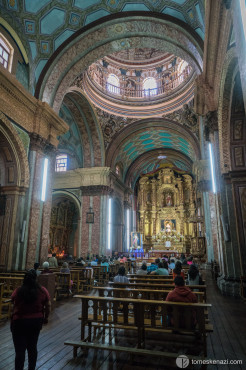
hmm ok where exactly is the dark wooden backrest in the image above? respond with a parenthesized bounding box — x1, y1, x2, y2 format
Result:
(75, 295, 210, 333)
(0, 276, 24, 296)
(55, 273, 71, 286)
(95, 286, 206, 303)
(108, 282, 207, 301)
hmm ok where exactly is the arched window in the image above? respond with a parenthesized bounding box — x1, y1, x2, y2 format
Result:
(55, 154, 68, 172)
(0, 34, 14, 72)
(107, 74, 119, 94)
(143, 77, 157, 96)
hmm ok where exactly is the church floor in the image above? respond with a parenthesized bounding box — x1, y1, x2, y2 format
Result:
(0, 270, 246, 370)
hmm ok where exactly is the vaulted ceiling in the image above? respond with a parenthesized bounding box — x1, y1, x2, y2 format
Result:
(1, 0, 205, 82)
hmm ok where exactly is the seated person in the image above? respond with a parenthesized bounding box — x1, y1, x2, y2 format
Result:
(147, 258, 159, 273)
(90, 259, 98, 266)
(113, 266, 129, 283)
(60, 262, 70, 273)
(187, 256, 194, 265)
(166, 276, 198, 327)
(151, 261, 169, 275)
(166, 276, 197, 303)
(173, 261, 185, 280)
(41, 262, 53, 274)
(168, 259, 175, 270)
(187, 264, 202, 287)
(34, 262, 41, 276)
(136, 263, 148, 275)
(48, 253, 58, 268)
(101, 258, 109, 272)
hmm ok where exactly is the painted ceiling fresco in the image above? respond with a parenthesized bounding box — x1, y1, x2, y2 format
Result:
(114, 127, 196, 178)
(1, 0, 205, 83)
(129, 156, 192, 187)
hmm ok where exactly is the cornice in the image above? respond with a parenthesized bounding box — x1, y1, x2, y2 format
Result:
(0, 66, 68, 147)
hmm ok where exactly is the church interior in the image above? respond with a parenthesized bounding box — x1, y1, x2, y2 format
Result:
(0, 0, 246, 369)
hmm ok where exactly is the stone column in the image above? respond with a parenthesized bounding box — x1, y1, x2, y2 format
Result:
(80, 185, 113, 258)
(25, 134, 56, 269)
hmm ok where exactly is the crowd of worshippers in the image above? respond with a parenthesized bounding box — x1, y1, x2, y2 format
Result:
(10, 253, 202, 369)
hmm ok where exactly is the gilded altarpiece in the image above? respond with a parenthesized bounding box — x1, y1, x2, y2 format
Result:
(49, 200, 77, 255)
(137, 167, 197, 253)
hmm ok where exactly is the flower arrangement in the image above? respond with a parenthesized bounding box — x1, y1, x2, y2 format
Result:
(152, 228, 184, 243)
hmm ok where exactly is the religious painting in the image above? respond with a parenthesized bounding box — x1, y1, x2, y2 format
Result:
(131, 232, 143, 248)
(162, 192, 173, 207)
(160, 219, 176, 232)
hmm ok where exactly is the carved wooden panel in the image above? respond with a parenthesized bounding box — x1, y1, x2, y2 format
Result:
(230, 72, 246, 170)
(234, 147, 245, 167)
(233, 119, 243, 140)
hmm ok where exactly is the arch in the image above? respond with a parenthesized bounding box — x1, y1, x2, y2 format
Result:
(0, 111, 29, 188)
(218, 47, 238, 173)
(50, 191, 81, 256)
(0, 17, 29, 64)
(35, 13, 203, 112)
(61, 89, 105, 167)
(125, 148, 193, 189)
(106, 118, 200, 181)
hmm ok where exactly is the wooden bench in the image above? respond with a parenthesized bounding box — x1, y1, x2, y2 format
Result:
(55, 273, 71, 299)
(0, 283, 11, 319)
(0, 276, 23, 298)
(95, 286, 206, 303)
(109, 282, 207, 302)
(65, 295, 213, 364)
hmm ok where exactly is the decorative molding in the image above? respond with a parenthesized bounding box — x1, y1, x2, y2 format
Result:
(163, 103, 199, 137)
(96, 108, 134, 148)
(204, 110, 218, 141)
(80, 185, 113, 196)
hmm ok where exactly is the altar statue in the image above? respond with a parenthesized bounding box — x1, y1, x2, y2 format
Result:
(165, 221, 171, 233)
(166, 193, 172, 206)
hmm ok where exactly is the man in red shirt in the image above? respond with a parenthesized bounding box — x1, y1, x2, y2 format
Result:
(166, 276, 197, 328)
(166, 276, 197, 303)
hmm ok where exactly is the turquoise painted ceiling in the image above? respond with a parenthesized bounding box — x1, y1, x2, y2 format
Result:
(130, 158, 191, 187)
(1, 0, 205, 83)
(58, 103, 83, 166)
(115, 128, 196, 178)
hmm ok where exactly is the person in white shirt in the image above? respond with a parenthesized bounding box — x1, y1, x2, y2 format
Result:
(113, 266, 129, 283)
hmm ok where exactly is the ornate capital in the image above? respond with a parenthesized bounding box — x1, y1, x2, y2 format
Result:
(124, 200, 131, 209)
(29, 133, 57, 156)
(80, 185, 114, 196)
(197, 180, 211, 192)
(224, 0, 232, 9)
(204, 110, 218, 141)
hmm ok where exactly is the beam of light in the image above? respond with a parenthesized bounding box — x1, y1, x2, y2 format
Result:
(126, 209, 130, 250)
(107, 198, 112, 249)
(41, 158, 48, 201)
(209, 143, 216, 193)
(240, 0, 246, 39)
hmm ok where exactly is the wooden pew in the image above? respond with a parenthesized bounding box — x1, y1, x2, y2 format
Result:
(109, 282, 207, 301)
(65, 295, 212, 363)
(0, 283, 11, 319)
(55, 273, 71, 299)
(95, 286, 206, 303)
(0, 276, 23, 298)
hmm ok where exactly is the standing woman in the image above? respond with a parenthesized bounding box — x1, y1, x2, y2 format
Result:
(11, 270, 51, 370)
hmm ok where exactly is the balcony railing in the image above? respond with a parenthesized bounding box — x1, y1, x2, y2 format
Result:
(85, 66, 193, 101)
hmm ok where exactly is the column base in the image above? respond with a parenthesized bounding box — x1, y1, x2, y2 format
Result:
(217, 275, 240, 297)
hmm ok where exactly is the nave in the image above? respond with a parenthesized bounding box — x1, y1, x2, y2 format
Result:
(0, 270, 245, 370)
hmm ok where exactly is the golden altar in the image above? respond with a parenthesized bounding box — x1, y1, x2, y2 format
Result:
(137, 165, 201, 253)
